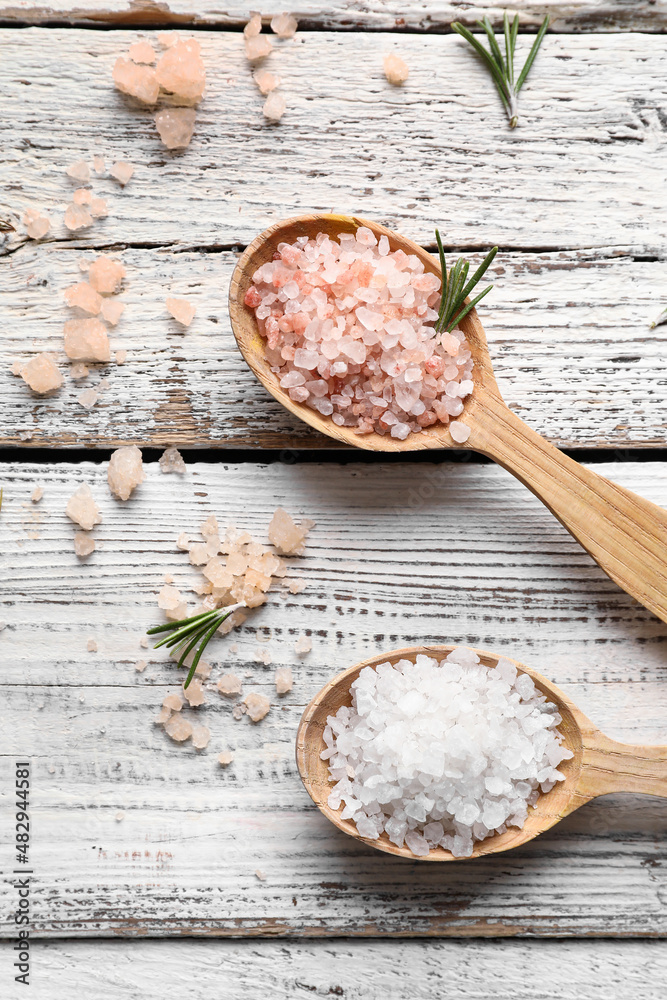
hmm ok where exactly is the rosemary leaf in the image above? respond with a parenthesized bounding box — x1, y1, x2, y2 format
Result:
(434, 236, 499, 335)
(148, 602, 245, 689)
(650, 306, 667, 330)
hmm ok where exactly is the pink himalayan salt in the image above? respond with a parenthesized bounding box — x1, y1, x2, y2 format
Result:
(244, 692, 270, 722)
(66, 483, 102, 531)
(163, 692, 184, 711)
(184, 679, 206, 706)
(64, 203, 92, 231)
(64, 318, 110, 363)
(22, 208, 50, 239)
(74, 531, 95, 558)
(31, 487, 43, 503)
(66, 160, 90, 183)
(93, 155, 105, 174)
(165, 716, 193, 742)
(155, 107, 196, 149)
(155, 38, 205, 103)
(255, 869, 267, 881)
(218, 751, 234, 766)
(268, 507, 313, 556)
(87, 638, 98, 652)
(101, 299, 125, 325)
(91, 198, 109, 219)
(275, 666, 293, 694)
(384, 52, 409, 85)
(263, 92, 286, 122)
(88, 254, 126, 294)
(159, 445, 186, 474)
(107, 444, 144, 501)
(295, 634, 311, 655)
(70, 363, 89, 379)
(201, 515, 218, 537)
(246, 227, 474, 439)
(159, 584, 182, 610)
(166, 297, 196, 326)
(129, 40, 157, 64)
(113, 58, 159, 104)
(244, 12, 262, 36)
(155, 706, 171, 724)
(10, 361, 22, 376)
(196, 660, 212, 679)
(232, 704, 246, 720)
(176, 532, 190, 551)
(20, 354, 63, 394)
(218, 673, 242, 696)
(255, 647, 272, 665)
(253, 69, 280, 95)
(449, 420, 471, 444)
(192, 725, 211, 749)
(77, 387, 99, 409)
(115, 350, 127, 365)
(245, 35, 272, 61)
(135, 659, 147, 672)
(110, 161, 134, 186)
(73, 188, 92, 205)
(64, 282, 102, 315)
(140, 636, 149, 648)
(287, 578, 305, 594)
(270, 13, 298, 38)
(189, 543, 209, 566)
(158, 32, 178, 48)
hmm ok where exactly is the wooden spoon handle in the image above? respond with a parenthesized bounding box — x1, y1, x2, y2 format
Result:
(469, 393, 667, 623)
(577, 733, 667, 800)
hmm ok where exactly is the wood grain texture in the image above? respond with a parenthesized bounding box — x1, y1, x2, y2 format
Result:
(3, 938, 667, 1000)
(1, 1, 666, 33)
(1, 459, 666, 937)
(3, 243, 667, 449)
(1, 29, 666, 255)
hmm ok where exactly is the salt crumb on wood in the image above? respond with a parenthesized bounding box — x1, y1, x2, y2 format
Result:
(66, 483, 102, 531)
(115, 350, 127, 365)
(166, 297, 196, 327)
(244, 692, 270, 722)
(31, 487, 43, 503)
(88, 254, 126, 295)
(155, 108, 197, 149)
(163, 692, 184, 711)
(165, 716, 193, 742)
(253, 69, 280, 94)
(64, 203, 93, 231)
(19, 354, 63, 394)
(101, 299, 125, 326)
(70, 363, 89, 379)
(66, 160, 90, 183)
(218, 673, 242, 696)
(77, 387, 99, 409)
(218, 751, 234, 766)
(268, 507, 314, 555)
(183, 678, 206, 706)
(295, 634, 311, 655)
(275, 666, 293, 694)
(192, 725, 211, 750)
(270, 12, 298, 37)
(135, 660, 147, 672)
(110, 160, 135, 186)
(263, 92, 286, 122)
(64, 282, 102, 315)
(108, 445, 144, 501)
(159, 446, 186, 474)
(87, 639, 97, 652)
(64, 318, 110, 363)
(74, 531, 95, 558)
(22, 208, 50, 239)
(254, 869, 267, 881)
(254, 647, 272, 665)
(383, 52, 409, 85)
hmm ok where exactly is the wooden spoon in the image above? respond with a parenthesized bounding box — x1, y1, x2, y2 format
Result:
(229, 214, 667, 624)
(296, 644, 667, 861)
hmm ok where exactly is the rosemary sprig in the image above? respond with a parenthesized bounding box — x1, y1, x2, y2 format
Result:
(434, 230, 498, 334)
(650, 306, 667, 330)
(452, 13, 549, 128)
(147, 601, 245, 689)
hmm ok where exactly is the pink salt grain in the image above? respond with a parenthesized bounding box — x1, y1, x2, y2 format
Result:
(20, 354, 63, 394)
(263, 92, 286, 122)
(88, 255, 126, 295)
(90, 198, 109, 219)
(64, 319, 110, 363)
(218, 673, 242, 696)
(245, 34, 272, 61)
(159, 584, 182, 611)
(166, 297, 196, 327)
(449, 420, 471, 443)
(77, 387, 99, 409)
(110, 161, 134, 186)
(274, 666, 293, 694)
(155, 706, 171, 725)
(154, 107, 196, 149)
(100, 299, 125, 325)
(66, 161, 90, 183)
(64, 282, 102, 315)
(73, 188, 92, 205)
(253, 69, 280, 94)
(113, 58, 159, 104)
(66, 484, 102, 531)
(31, 487, 44, 503)
(163, 692, 184, 711)
(384, 53, 409, 85)
(218, 751, 234, 766)
(93, 155, 105, 175)
(22, 208, 50, 239)
(192, 725, 211, 749)
(135, 659, 147, 672)
(159, 446, 186, 474)
(87, 639, 98, 652)
(165, 716, 193, 742)
(295, 634, 311, 655)
(115, 350, 127, 365)
(155, 38, 206, 103)
(107, 445, 144, 501)
(74, 531, 95, 558)
(270, 13, 298, 38)
(184, 679, 206, 707)
(64, 203, 93, 231)
(244, 692, 270, 722)
(70, 363, 89, 379)
(268, 507, 313, 556)
(129, 40, 157, 64)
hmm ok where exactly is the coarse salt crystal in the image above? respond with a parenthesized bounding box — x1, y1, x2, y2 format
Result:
(449, 421, 471, 443)
(244, 692, 270, 722)
(294, 634, 311, 655)
(66, 483, 102, 531)
(270, 12, 298, 38)
(64, 203, 93, 231)
(66, 160, 90, 183)
(19, 354, 63, 394)
(245, 34, 272, 61)
(64, 282, 102, 315)
(74, 532, 95, 558)
(88, 255, 126, 294)
(192, 725, 211, 749)
(22, 208, 50, 239)
(383, 53, 409, 85)
(155, 107, 197, 149)
(129, 40, 157, 64)
(218, 751, 234, 766)
(87, 639, 97, 652)
(110, 161, 134, 186)
(166, 297, 196, 326)
(31, 487, 43, 503)
(107, 445, 144, 501)
(156, 38, 206, 103)
(165, 716, 193, 742)
(253, 69, 280, 94)
(100, 299, 125, 326)
(263, 91, 286, 122)
(113, 59, 159, 104)
(64, 318, 110, 363)
(218, 673, 242, 696)
(159, 446, 186, 474)
(274, 666, 293, 694)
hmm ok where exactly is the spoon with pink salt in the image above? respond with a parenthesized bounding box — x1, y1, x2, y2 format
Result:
(229, 213, 667, 624)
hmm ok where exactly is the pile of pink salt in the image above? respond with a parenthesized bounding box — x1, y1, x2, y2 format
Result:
(245, 226, 474, 442)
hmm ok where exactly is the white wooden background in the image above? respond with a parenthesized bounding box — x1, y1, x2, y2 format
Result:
(1, 2, 666, 997)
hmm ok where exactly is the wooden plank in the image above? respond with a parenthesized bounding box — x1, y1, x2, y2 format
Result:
(1, 459, 666, 938)
(2, 245, 666, 449)
(1, 30, 666, 256)
(11, 938, 667, 998)
(1, 1, 666, 33)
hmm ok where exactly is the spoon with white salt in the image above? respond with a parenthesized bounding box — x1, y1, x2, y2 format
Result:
(296, 644, 667, 861)
(229, 214, 667, 624)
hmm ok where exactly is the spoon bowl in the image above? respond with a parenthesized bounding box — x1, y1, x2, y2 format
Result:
(229, 214, 667, 624)
(296, 644, 667, 861)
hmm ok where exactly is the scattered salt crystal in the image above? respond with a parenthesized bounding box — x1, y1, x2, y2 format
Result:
(110, 161, 135, 186)
(163, 692, 184, 711)
(287, 579, 305, 595)
(166, 297, 196, 327)
(135, 659, 147, 672)
(218, 751, 234, 766)
(90, 198, 109, 219)
(73, 188, 92, 205)
(155, 107, 197, 149)
(232, 704, 246, 720)
(201, 514, 218, 537)
(192, 725, 211, 749)
(156, 38, 206, 103)
(183, 679, 206, 706)
(176, 532, 190, 551)
(64, 282, 102, 315)
(113, 58, 159, 104)
(189, 543, 209, 566)
(244, 13, 262, 36)
(253, 69, 280, 94)
(449, 421, 471, 444)
(255, 869, 267, 881)
(31, 487, 43, 503)
(255, 647, 272, 665)
(115, 350, 127, 364)
(270, 12, 298, 37)
(88, 254, 126, 295)
(64, 203, 93, 231)
(100, 299, 125, 326)
(64, 319, 110, 363)
(77, 387, 99, 408)
(129, 40, 157, 64)
(74, 531, 95, 557)
(87, 639, 97, 652)
(22, 208, 50, 239)
(155, 705, 171, 724)
(245, 35, 272, 61)
(93, 155, 105, 175)
(274, 666, 293, 694)
(165, 716, 193, 742)
(158, 584, 182, 611)
(218, 673, 242, 696)
(244, 692, 270, 722)
(107, 445, 144, 501)
(263, 92, 286, 122)
(66, 160, 90, 183)
(383, 53, 409, 85)
(10, 361, 22, 376)
(159, 446, 186, 474)
(66, 484, 102, 531)
(19, 354, 62, 394)
(268, 507, 313, 555)
(70, 363, 89, 379)
(294, 634, 311, 655)
(140, 636, 149, 648)
(158, 32, 178, 48)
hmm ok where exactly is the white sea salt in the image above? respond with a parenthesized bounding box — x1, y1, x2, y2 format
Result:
(324, 650, 573, 858)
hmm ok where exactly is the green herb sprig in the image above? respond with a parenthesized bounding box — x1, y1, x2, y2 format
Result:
(147, 602, 245, 689)
(452, 14, 549, 129)
(435, 231, 498, 334)
(650, 306, 667, 330)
